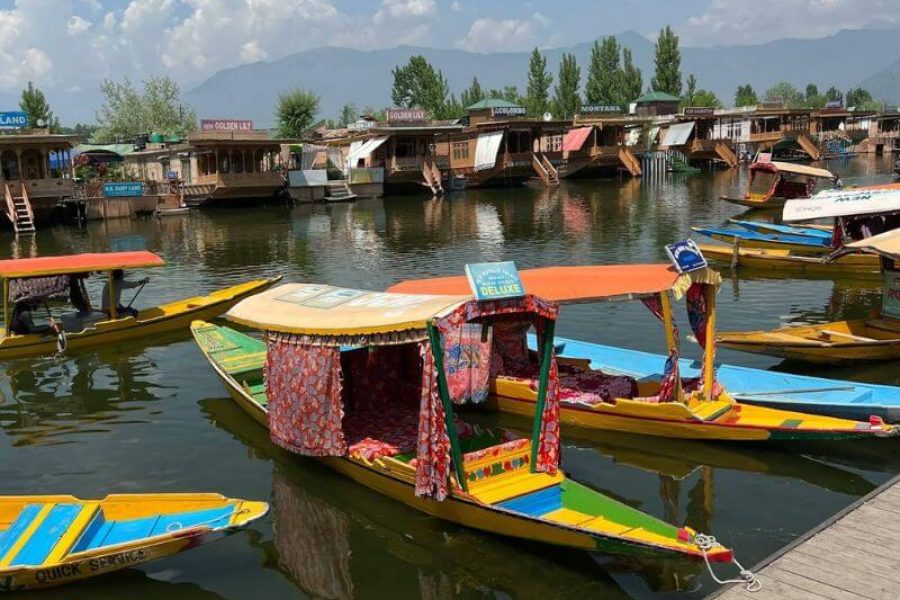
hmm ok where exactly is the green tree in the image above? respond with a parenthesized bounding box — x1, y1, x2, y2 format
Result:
(824, 86, 843, 104)
(19, 81, 57, 130)
(339, 103, 357, 127)
(94, 76, 197, 143)
(804, 83, 825, 109)
(846, 87, 879, 110)
(764, 81, 804, 107)
(620, 47, 643, 107)
(553, 53, 581, 118)
(585, 37, 621, 106)
(691, 89, 722, 107)
(734, 84, 758, 107)
(651, 26, 682, 96)
(487, 86, 521, 104)
(443, 93, 465, 119)
(684, 74, 698, 106)
(461, 77, 485, 107)
(525, 47, 553, 116)
(390, 55, 449, 117)
(275, 88, 320, 138)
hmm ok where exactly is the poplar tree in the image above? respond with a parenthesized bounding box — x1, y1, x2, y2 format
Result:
(390, 55, 449, 116)
(585, 37, 621, 106)
(620, 48, 643, 107)
(651, 26, 682, 96)
(19, 81, 57, 130)
(684, 74, 697, 106)
(525, 47, 553, 116)
(734, 84, 758, 107)
(553, 53, 581, 118)
(461, 77, 485, 107)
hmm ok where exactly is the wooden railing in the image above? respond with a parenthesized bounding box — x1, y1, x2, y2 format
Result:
(20, 184, 34, 224)
(4, 182, 16, 226)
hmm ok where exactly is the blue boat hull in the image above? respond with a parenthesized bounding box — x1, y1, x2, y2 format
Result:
(729, 220, 833, 241)
(692, 226, 830, 248)
(530, 335, 900, 422)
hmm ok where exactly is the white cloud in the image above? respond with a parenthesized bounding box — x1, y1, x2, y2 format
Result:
(450, 1, 461, 12)
(376, 0, 436, 21)
(67, 16, 92, 36)
(682, 0, 900, 46)
(240, 41, 267, 62)
(455, 12, 550, 52)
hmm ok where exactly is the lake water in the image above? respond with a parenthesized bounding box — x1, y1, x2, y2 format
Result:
(2, 155, 899, 599)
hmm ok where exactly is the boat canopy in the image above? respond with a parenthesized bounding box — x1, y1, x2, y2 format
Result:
(830, 228, 900, 261)
(784, 188, 900, 222)
(751, 161, 835, 179)
(0, 251, 165, 278)
(388, 264, 721, 303)
(562, 126, 592, 152)
(660, 122, 694, 147)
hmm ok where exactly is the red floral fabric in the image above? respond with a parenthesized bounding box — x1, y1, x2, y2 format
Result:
(265, 339, 346, 456)
(415, 342, 451, 500)
(344, 403, 420, 460)
(489, 322, 531, 377)
(435, 295, 559, 335)
(441, 323, 492, 404)
(462, 437, 529, 463)
(533, 320, 559, 474)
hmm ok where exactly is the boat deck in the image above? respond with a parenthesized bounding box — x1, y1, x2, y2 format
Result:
(711, 475, 900, 599)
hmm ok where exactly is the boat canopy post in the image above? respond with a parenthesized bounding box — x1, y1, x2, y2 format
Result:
(427, 324, 468, 492)
(530, 318, 555, 473)
(703, 284, 718, 399)
(659, 291, 683, 400)
(107, 271, 117, 319)
(2, 277, 7, 336)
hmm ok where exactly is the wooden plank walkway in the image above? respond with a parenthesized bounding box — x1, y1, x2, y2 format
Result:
(711, 474, 900, 600)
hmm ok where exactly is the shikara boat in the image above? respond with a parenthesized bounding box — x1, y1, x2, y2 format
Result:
(691, 225, 830, 254)
(719, 161, 836, 209)
(0, 493, 267, 591)
(388, 265, 896, 441)
(0, 251, 279, 359)
(728, 219, 833, 241)
(698, 243, 880, 276)
(719, 229, 900, 364)
(191, 283, 736, 563)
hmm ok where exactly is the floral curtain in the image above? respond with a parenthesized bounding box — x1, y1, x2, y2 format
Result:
(8, 276, 70, 304)
(686, 284, 710, 348)
(640, 293, 679, 403)
(489, 322, 531, 378)
(265, 337, 346, 456)
(415, 342, 451, 500)
(533, 319, 560, 474)
(441, 323, 492, 404)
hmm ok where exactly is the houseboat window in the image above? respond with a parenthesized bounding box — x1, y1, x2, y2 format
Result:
(452, 142, 469, 160)
(1, 150, 20, 180)
(233, 150, 245, 174)
(505, 131, 531, 154)
(394, 138, 415, 158)
(219, 153, 230, 174)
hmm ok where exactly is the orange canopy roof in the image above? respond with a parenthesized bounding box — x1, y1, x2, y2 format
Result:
(388, 264, 686, 303)
(0, 251, 165, 278)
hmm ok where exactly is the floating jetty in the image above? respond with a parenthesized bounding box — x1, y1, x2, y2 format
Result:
(711, 474, 900, 599)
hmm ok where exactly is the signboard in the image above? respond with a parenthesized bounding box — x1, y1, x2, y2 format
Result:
(103, 182, 144, 197)
(490, 106, 527, 118)
(580, 105, 621, 115)
(386, 108, 428, 123)
(464, 261, 525, 301)
(200, 119, 253, 132)
(683, 107, 715, 117)
(665, 239, 708, 274)
(784, 188, 900, 222)
(883, 267, 900, 319)
(757, 152, 772, 163)
(164, 170, 179, 180)
(825, 100, 843, 109)
(0, 111, 28, 130)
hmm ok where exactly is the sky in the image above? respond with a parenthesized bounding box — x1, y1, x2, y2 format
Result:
(1, 0, 899, 97)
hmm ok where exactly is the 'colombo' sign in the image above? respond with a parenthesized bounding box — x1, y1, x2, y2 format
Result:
(491, 106, 527, 117)
(0, 111, 28, 129)
(200, 119, 253, 132)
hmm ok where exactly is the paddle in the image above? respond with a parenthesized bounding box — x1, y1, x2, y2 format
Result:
(126, 279, 149, 308)
(733, 386, 858, 398)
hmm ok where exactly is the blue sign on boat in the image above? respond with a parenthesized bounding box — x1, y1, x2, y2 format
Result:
(665, 239, 708, 273)
(465, 261, 525, 301)
(0, 111, 28, 130)
(103, 182, 144, 197)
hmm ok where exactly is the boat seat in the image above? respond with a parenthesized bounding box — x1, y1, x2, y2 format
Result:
(0, 504, 43, 562)
(8, 503, 82, 566)
(218, 352, 266, 375)
(690, 399, 734, 422)
(865, 319, 900, 333)
(73, 506, 234, 552)
(469, 473, 560, 505)
(497, 485, 562, 516)
(193, 326, 241, 353)
(818, 329, 877, 342)
(59, 311, 107, 333)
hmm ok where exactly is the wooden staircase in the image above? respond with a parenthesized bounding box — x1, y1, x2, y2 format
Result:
(617, 148, 643, 176)
(794, 132, 822, 161)
(324, 180, 357, 202)
(422, 159, 444, 195)
(4, 183, 35, 234)
(532, 153, 560, 186)
(713, 141, 738, 167)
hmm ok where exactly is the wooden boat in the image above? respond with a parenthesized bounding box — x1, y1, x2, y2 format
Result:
(697, 243, 880, 276)
(728, 219, 833, 241)
(190, 283, 736, 563)
(691, 226, 830, 254)
(388, 265, 896, 441)
(719, 161, 836, 209)
(719, 229, 900, 365)
(0, 251, 279, 359)
(0, 493, 267, 591)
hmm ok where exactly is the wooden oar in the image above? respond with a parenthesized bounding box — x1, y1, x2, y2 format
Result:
(126, 280, 149, 308)
(733, 386, 858, 397)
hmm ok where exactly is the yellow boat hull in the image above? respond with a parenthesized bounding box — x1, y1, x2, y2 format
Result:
(491, 378, 895, 441)
(699, 244, 880, 276)
(719, 195, 784, 209)
(0, 277, 280, 360)
(0, 494, 267, 591)
(718, 317, 900, 364)
(704, 232, 827, 255)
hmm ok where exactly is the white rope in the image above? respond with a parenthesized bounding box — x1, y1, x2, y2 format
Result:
(695, 533, 762, 593)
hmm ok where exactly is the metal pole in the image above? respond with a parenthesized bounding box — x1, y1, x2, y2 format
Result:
(530, 319, 555, 473)
(427, 325, 467, 492)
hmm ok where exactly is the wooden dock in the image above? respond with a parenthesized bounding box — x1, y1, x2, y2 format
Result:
(711, 474, 900, 600)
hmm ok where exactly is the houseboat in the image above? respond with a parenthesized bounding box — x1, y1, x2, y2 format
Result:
(658, 110, 738, 167)
(184, 130, 287, 206)
(561, 109, 644, 177)
(1, 130, 78, 231)
(859, 112, 900, 154)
